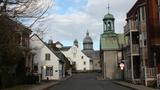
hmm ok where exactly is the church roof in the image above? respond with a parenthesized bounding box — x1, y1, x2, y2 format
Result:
(60, 46, 71, 51)
(74, 39, 78, 44)
(83, 31, 93, 44)
(100, 33, 124, 50)
(82, 50, 100, 60)
(103, 13, 114, 20)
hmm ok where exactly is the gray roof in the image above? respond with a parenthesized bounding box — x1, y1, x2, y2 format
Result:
(82, 50, 100, 60)
(60, 46, 71, 51)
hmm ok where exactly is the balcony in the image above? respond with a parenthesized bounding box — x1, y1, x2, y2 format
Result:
(146, 67, 157, 78)
(124, 24, 130, 35)
(124, 24, 139, 36)
(140, 20, 147, 32)
(132, 44, 139, 55)
(141, 46, 148, 59)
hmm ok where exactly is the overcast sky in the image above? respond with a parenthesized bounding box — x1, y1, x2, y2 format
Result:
(35, 0, 137, 50)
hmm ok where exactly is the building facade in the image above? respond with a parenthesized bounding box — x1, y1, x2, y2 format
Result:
(61, 40, 91, 72)
(48, 41, 72, 76)
(100, 12, 124, 79)
(30, 34, 64, 80)
(0, 15, 33, 76)
(124, 0, 160, 86)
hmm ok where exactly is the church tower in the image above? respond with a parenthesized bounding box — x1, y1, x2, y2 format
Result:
(74, 39, 79, 47)
(83, 31, 93, 50)
(100, 5, 124, 80)
(103, 12, 115, 33)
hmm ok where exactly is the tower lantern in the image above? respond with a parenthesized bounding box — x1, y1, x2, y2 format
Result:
(103, 5, 115, 33)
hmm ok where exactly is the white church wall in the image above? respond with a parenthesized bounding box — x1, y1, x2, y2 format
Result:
(62, 45, 90, 72)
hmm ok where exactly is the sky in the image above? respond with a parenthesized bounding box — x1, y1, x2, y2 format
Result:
(34, 0, 137, 50)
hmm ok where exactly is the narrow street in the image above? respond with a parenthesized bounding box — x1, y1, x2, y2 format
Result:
(48, 73, 132, 90)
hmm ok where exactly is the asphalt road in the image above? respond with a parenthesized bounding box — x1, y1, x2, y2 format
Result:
(48, 73, 132, 90)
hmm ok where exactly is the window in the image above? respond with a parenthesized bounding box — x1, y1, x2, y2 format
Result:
(81, 56, 84, 59)
(140, 6, 146, 21)
(46, 66, 53, 76)
(140, 32, 147, 47)
(45, 53, 50, 60)
(143, 32, 147, 46)
(84, 61, 86, 65)
(15, 33, 21, 45)
(34, 64, 38, 73)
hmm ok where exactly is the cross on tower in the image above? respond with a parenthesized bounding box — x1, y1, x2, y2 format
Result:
(107, 3, 110, 13)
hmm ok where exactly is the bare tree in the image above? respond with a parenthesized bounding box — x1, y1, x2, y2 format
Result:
(0, 0, 53, 27)
(0, 0, 52, 17)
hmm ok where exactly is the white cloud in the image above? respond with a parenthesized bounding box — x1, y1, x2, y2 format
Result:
(36, 0, 137, 50)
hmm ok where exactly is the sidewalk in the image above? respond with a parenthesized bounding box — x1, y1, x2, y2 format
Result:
(113, 81, 158, 90)
(28, 75, 72, 90)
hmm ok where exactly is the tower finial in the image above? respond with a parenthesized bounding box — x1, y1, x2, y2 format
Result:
(86, 29, 89, 36)
(107, 3, 110, 13)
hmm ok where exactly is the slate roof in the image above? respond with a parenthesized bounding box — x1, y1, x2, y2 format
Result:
(60, 46, 71, 51)
(82, 50, 100, 60)
(0, 15, 32, 33)
(55, 41, 63, 46)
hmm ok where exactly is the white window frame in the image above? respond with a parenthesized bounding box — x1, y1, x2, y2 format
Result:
(45, 53, 50, 61)
(46, 66, 53, 76)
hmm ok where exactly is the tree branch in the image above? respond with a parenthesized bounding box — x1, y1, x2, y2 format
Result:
(29, 5, 50, 28)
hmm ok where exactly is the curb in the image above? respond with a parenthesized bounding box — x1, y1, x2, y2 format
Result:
(61, 75, 73, 81)
(42, 82, 60, 90)
(42, 75, 72, 90)
(112, 81, 138, 90)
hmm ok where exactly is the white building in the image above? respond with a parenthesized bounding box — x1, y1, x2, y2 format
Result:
(30, 34, 64, 80)
(61, 40, 91, 72)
